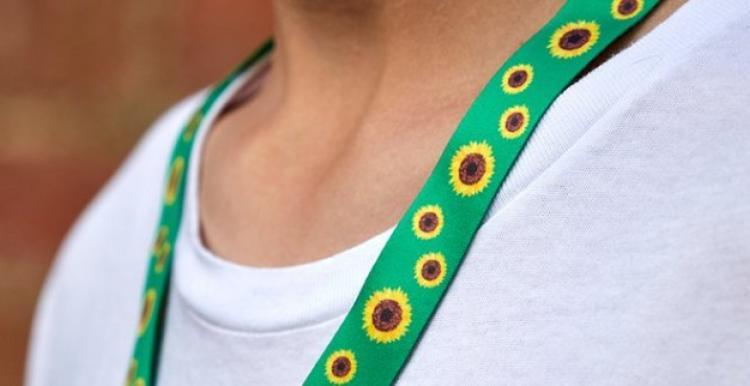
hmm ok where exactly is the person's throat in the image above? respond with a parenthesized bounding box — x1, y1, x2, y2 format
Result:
(199, 0, 686, 268)
(267, 0, 566, 138)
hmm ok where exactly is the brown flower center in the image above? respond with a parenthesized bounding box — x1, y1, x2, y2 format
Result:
(127, 362, 137, 384)
(184, 114, 201, 139)
(559, 28, 591, 50)
(155, 251, 168, 271)
(154, 229, 169, 264)
(140, 297, 153, 327)
(508, 70, 528, 88)
(372, 299, 403, 332)
(618, 0, 638, 15)
(458, 153, 486, 185)
(505, 112, 525, 133)
(155, 230, 167, 251)
(421, 260, 442, 281)
(418, 212, 439, 233)
(167, 165, 181, 195)
(331, 356, 352, 378)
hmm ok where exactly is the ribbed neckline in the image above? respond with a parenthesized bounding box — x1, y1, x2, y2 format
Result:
(171, 0, 744, 334)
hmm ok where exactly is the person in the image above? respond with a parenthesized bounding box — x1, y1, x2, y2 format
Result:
(27, 0, 750, 385)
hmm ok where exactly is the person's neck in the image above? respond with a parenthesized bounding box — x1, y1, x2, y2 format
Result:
(264, 0, 564, 137)
(201, 0, 687, 268)
(259, 0, 683, 139)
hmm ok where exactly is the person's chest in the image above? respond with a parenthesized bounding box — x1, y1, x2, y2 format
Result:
(157, 216, 750, 386)
(29, 7, 750, 383)
(158, 119, 750, 385)
(198, 92, 470, 269)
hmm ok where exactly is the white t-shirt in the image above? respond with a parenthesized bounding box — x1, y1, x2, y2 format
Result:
(27, 1, 750, 385)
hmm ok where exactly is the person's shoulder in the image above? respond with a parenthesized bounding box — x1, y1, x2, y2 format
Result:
(49, 89, 207, 285)
(646, 1, 750, 91)
(621, 1, 750, 132)
(25, 90, 206, 386)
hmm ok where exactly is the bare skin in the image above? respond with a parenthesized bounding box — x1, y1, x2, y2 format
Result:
(200, 0, 686, 267)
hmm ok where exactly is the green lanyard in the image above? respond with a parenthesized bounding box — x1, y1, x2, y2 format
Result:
(127, 1, 659, 385)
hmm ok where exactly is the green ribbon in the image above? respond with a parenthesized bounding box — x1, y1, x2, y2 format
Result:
(127, 1, 660, 385)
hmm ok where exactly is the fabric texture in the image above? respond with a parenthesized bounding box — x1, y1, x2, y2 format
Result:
(131, 2, 663, 385)
(26, 0, 750, 385)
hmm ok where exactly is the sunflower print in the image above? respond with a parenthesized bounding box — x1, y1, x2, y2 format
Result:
(182, 111, 203, 142)
(153, 226, 171, 274)
(499, 105, 531, 140)
(412, 205, 444, 240)
(324, 350, 357, 384)
(449, 141, 495, 197)
(548, 21, 601, 59)
(611, 0, 643, 20)
(414, 252, 447, 288)
(164, 156, 185, 206)
(501, 64, 534, 94)
(363, 288, 412, 344)
(126, 6, 662, 386)
(138, 288, 157, 336)
(126, 359, 137, 386)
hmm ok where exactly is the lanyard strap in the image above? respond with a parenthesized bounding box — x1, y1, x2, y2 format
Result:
(127, 1, 659, 385)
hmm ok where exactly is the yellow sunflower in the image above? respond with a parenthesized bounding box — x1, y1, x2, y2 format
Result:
(412, 205, 444, 240)
(182, 111, 203, 142)
(501, 64, 534, 94)
(414, 252, 447, 288)
(154, 242, 171, 274)
(324, 350, 357, 384)
(138, 289, 157, 336)
(499, 105, 531, 140)
(153, 226, 171, 273)
(164, 156, 185, 206)
(362, 288, 412, 344)
(126, 359, 137, 386)
(548, 21, 601, 59)
(449, 141, 495, 197)
(611, 0, 643, 20)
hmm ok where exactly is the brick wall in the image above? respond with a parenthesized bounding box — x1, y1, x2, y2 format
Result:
(0, 1, 272, 383)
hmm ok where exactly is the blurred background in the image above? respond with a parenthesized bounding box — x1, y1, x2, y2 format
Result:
(0, 1, 272, 384)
